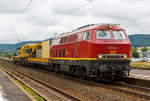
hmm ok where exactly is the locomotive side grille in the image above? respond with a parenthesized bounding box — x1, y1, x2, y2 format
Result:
(104, 55, 123, 58)
(98, 54, 127, 59)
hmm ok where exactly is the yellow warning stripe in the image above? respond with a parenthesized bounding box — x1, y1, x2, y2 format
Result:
(50, 58, 98, 60)
(27, 58, 49, 62)
(16, 57, 131, 63)
(50, 57, 131, 61)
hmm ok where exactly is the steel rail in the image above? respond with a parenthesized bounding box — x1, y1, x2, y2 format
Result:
(1, 59, 150, 100)
(0, 63, 81, 101)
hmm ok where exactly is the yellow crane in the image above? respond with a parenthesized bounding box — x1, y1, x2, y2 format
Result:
(20, 43, 42, 58)
(13, 40, 50, 64)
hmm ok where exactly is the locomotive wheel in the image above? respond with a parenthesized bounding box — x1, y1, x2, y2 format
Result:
(95, 70, 102, 81)
(13, 61, 17, 64)
(79, 67, 86, 80)
(54, 64, 60, 73)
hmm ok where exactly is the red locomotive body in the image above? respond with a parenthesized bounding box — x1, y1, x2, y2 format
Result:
(50, 24, 131, 80)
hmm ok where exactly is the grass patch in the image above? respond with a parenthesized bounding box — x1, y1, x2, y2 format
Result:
(0, 57, 10, 60)
(15, 80, 45, 101)
(130, 62, 150, 69)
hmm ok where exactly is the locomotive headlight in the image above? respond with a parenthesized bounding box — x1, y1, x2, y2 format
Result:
(98, 55, 103, 58)
(108, 25, 113, 29)
(124, 55, 127, 58)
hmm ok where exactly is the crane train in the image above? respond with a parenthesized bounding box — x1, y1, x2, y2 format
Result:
(13, 23, 131, 80)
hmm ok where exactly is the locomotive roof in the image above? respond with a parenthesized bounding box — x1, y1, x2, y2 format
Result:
(56, 23, 121, 38)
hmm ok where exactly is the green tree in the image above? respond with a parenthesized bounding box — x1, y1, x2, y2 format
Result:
(141, 47, 148, 52)
(5, 53, 13, 59)
(12, 51, 18, 56)
(132, 47, 139, 58)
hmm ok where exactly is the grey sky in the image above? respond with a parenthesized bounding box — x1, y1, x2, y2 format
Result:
(0, 0, 150, 43)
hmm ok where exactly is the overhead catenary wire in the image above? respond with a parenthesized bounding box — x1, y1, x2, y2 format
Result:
(4, 0, 96, 43)
(36, 0, 72, 39)
(35, 0, 92, 39)
(46, 0, 96, 35)
(54, 0, 71, 15)
(48, 0, 96, 37)
(66, 0, 95, 15)
(60, 0, 71, 10)
(7, 0, 34, 43)
(18, 0, 96, 41)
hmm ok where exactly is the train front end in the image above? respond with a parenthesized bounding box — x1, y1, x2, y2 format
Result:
(90, 24, 131, 80)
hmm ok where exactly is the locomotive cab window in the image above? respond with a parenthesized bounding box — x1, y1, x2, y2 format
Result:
(60, 38, 64, 43)
(96, 30, 111, 39)
(113, 31, 126, 40)
(82, 31, 90, 40)
(74, 34, 78, 41)
(64, 37, 68, 43)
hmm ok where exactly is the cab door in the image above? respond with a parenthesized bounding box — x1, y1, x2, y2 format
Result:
(79, 31, 90, 58)
(74, 34, 79, 58)
(75, 41, 80, 58)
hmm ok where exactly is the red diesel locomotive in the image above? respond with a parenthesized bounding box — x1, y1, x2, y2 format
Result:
(50, 24, 131, 80)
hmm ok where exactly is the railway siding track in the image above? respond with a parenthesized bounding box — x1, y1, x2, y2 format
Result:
(76, 79, 150, 101)
(1, 60, 150, 101)
(103, 84, 150, 100)
(115, 82, 150, 94)
(123, 76, 150, 88)
(0, 65, 81, 101)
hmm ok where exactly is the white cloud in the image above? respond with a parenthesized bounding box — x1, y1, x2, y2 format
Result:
(0, 0, 29, 14)
(0, 0, 150, 43)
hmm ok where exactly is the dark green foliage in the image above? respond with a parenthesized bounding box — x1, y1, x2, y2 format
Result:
(141, 47, 148, 52)
(5, 53, 13, 59)
(131, 47, 139, 58)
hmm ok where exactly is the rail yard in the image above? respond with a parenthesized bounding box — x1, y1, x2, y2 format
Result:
(1, 0, 150, 101)
(0, 24, 150, 101)
(0, 59, 150, 101)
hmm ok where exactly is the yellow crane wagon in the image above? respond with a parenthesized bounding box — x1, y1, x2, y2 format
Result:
(20, 43, 42, 58)
(13, 40, 50, 65)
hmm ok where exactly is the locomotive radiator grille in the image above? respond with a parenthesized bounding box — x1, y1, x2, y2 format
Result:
(98, 54, 127, 59)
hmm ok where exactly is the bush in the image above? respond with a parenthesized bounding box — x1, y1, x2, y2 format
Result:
(132, 47, 139, 58)
(5, 53, 13, 59)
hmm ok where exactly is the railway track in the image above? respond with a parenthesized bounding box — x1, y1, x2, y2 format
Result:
(1, 60, 150, 101)
(0, 61, 81, 101)
(74, 77, 150, 100)
(101, 82, 150, 100)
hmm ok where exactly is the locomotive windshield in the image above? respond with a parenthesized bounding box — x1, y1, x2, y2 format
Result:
(112, 31, 126, 40)
(96, 30, 111, 39)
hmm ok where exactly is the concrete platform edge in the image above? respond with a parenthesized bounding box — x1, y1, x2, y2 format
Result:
(0, 67, 36, 101)
(123, 77, 150, 88)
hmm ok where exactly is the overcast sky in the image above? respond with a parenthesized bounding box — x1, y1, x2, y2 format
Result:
(0, 0, 150, 43)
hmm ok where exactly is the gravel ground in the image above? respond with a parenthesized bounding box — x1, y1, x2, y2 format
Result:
(10, 65, 140, 101)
